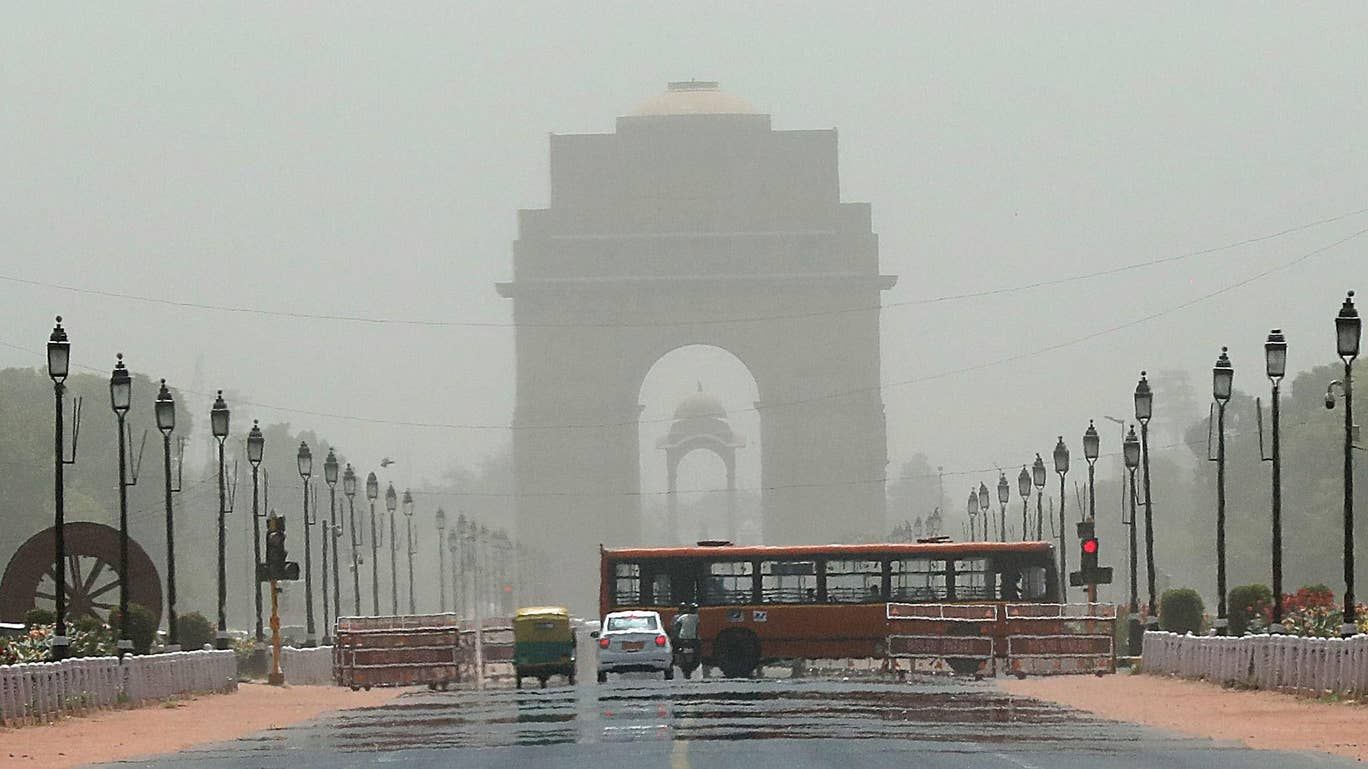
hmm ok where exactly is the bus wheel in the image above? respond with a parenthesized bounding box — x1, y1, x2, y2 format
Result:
(716, 630, 759, 679)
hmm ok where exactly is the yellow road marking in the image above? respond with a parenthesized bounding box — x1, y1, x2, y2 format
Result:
(670, 738, 690, 769)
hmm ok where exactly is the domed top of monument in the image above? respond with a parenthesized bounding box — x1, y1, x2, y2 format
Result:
(631, 81, 759, 117)
(659, 384, 746, 451)
(672, 383, 728, 420)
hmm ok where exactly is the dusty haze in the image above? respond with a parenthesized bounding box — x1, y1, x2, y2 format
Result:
(3, 4, 1367, 611)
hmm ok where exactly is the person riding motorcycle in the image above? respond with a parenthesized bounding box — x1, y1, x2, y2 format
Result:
(671, 602, 701, 677)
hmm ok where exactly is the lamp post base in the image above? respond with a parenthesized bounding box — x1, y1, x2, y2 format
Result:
(246, 646, 268, 676)
(1127, 617, 1143, 657)
(1341, 622, 1358, 638)
(1268, 623, 1287, 635)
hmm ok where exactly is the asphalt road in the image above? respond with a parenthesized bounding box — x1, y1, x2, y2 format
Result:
(100, 673, 1356, 769)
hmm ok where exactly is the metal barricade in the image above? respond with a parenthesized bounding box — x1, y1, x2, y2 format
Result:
(1003, 603, 1116, 675)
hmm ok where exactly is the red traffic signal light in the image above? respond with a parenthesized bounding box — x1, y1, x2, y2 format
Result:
(1082, 538, 1099, 555)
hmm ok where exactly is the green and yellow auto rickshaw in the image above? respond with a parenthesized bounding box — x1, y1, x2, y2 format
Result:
(513, 606, 576, 688)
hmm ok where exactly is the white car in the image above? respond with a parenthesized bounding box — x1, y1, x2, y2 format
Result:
(595, 610, 673, 683)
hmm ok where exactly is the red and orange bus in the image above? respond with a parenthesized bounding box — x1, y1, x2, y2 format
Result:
(600, 540, 1059, 677)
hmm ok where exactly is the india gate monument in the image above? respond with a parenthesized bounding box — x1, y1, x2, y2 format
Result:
(497, 82, 895, 607)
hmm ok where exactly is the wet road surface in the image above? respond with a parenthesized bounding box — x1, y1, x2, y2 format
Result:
(99, 674, 1356, 768)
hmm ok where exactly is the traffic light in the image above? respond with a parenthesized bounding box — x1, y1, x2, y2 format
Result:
(1078, 519, 1099, 572)
(259, 513, 301, 582)
(1069, 519, 1112, 588)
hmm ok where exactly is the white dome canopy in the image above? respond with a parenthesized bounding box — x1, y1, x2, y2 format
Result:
(631, 81, 758, 117)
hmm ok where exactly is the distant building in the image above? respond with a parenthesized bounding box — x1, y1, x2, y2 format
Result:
(497, 82, 895, 611)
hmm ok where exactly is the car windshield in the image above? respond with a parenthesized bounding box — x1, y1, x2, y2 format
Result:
(606, 615, 657, 632)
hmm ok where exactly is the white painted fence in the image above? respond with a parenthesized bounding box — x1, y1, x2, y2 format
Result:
(280, 646, 335, 686)
(1142, 630, 1368, 696)
(0, 649, 237, 726)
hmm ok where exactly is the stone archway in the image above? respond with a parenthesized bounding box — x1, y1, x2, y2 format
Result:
(497, 82, 894, 610)
(658, 384, 747, 545)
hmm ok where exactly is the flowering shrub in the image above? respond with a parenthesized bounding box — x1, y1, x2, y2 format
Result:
(1251, 586, 1368, 637)
(0, 626, 56, 665)
(0, 620, 119, 665)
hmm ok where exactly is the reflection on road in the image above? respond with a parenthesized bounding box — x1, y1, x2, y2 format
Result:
(323, 676, 1114, 751)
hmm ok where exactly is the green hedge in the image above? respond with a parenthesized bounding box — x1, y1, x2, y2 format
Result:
(176, 612, 215, 650)
(1228, 584, 1273, 636)
(110, 604, 158, 655)
(1159, 588, 1205, 635)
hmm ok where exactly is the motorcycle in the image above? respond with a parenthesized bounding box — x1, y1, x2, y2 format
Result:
(673, 639, 701, 679)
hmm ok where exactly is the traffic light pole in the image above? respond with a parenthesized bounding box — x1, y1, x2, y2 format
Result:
(1087, 462, 1097, 605)
(268, 579, 284, 686)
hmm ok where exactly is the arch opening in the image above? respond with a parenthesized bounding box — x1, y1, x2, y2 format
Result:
(637, 345, 761, 545)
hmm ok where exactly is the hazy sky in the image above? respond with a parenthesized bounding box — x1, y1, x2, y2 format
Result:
(3, 3, 1366, 506)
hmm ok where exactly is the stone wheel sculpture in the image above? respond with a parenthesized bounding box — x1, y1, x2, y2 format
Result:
(0, 522, 162, 627)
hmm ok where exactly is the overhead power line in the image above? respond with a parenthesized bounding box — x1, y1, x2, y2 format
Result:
(1, 221, 1362, 435)
(1, 206, 1364, 329)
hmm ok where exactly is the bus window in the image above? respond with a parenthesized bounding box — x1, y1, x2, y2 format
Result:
(760, 561, 816, 603)
(649, 571, 671, 606)
(1021, 565, 1049, 601)
(955, 558, 994, 600)
(889, 558, 948, 602)
(613, 562, 640, 606)
(824, 559, 883, 603)
(701, 561, 754, 605)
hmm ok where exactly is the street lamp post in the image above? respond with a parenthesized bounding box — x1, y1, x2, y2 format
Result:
(323, 449, 340, 643)
(1264, 332, 1287, 631)
(1134, 372, 1156, 627)
(1032, 454, 1047, 541)
(1327, 291, 1360, 637)
(366, 472, 379, 615)
(436, 509, 447, 613)
(496, 530, 510, 615)
(977, 483, 990, 543)
(996, 472, 1010, 541)
(385, 483, 398, 615)
(1123, 425, 1141, 654)
(154, 380, 180, 651)
(479, 525, 490, 616)
(1212, 347, 1234, 634)
(109, 355, 134, 656)
(1053, 436, 1070, 601)
(211, 391, 231, 650)
(247, 421, 265, 646)
(1083, 421, 1100, 520)
(297, 441, 316, 646)
(1083, 421, 1100, 603)
(965, 491, 978, 541)
(319, 483, 330, 647)
(47, 317, 77, 662)
(403, 490, 416, 615)
(447, 527, 459, 616)
(457, 514, 468, 617)
(1017, 466, 1031, 541)
(343, 464, 360, 616)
